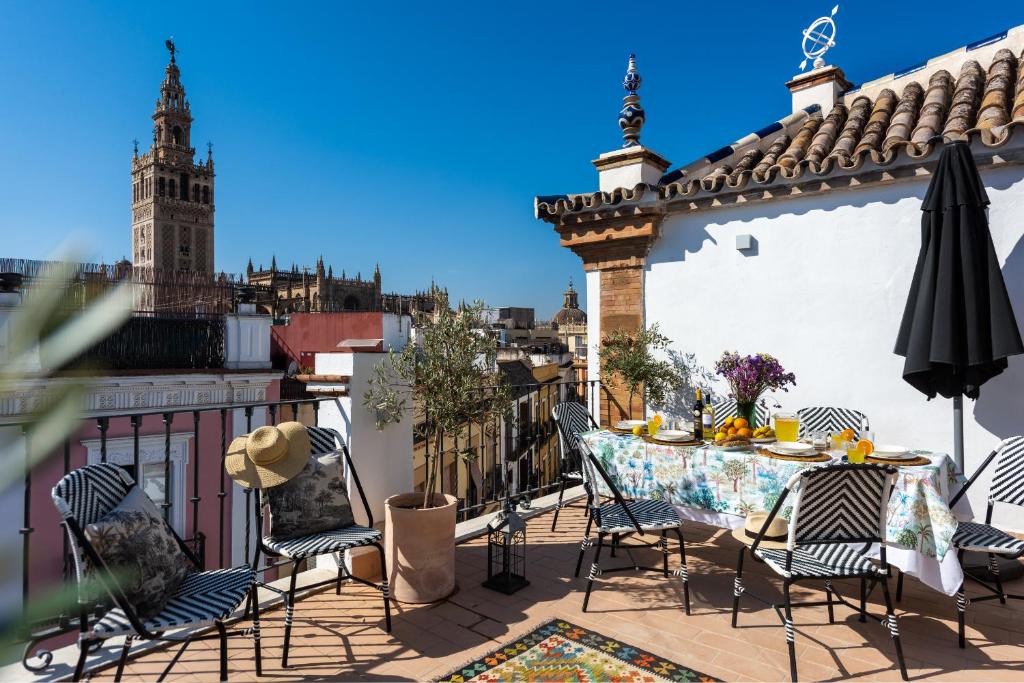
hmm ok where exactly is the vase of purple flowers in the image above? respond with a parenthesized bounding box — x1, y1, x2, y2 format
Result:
(714, 351, 796, 427)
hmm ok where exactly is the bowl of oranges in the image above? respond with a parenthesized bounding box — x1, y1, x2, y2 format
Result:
(714, 416, 757, 449)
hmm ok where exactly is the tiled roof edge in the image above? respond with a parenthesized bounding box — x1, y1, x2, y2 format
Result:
(659, 106, 817, 184)
(535, 124, 1024, 220)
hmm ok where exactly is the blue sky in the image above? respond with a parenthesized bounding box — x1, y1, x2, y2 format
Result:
(1, 2, 1018, 316)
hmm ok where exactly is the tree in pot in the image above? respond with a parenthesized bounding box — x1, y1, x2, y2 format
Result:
(599, 323, 683, 421)
(364, 289, 512, 603)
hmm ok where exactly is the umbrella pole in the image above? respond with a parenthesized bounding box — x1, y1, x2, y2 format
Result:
(953, 395, 965, 473)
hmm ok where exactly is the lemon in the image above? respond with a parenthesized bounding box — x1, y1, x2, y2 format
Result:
(632, 425, 643, 436)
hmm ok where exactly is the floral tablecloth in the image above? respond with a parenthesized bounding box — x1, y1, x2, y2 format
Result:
(580, 430, 970, 567)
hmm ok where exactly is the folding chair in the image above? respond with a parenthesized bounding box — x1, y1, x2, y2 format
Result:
(898, 435, 1024, 647)
(53, 463, 259, 682)
(731, 463, 907, 682)
(550, 401, 599, 532)
(255, 426, 391, 667)
(574, 441, 691, 614)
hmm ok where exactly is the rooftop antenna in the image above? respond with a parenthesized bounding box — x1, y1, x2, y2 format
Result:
(799, 5, 839, 71)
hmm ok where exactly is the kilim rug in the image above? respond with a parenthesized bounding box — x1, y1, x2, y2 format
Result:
(436, 619, 718, 682)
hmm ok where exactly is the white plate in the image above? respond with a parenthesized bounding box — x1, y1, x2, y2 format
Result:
(772, 441, 814, 453)
(656, 430, 693, 441)
(767, 444, 819, 457)
(872, 444, 909, 457)
(869, 450, 919, 461)
(615, 420, 647, 430)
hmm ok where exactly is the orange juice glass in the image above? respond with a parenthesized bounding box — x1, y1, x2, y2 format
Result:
(774, 411, 800, 442)
(847, 443, 866, 464)
(647, 419, 659, 437)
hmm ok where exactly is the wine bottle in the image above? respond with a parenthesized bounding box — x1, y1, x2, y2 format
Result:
(702, 390, 715, 437)
(692, 388, 704, 440)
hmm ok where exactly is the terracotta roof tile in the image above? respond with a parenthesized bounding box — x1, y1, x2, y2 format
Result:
(535, 30, 1024, 221)
(854, 88, 897, 156)
(942, 60, 984, 138)
(977, 48, 1016, 129)
(829, 96, 871, 162)
(910, 70, 953, 144)
(1015, 51, 1024, 119)
(807, 104, 847, 165)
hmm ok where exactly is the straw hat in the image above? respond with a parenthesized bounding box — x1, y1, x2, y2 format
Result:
(224, 422, 311, 489)
(731, 511, 790, 550)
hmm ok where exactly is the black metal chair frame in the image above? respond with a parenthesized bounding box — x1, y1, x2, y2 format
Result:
(573, 444, 691, 615)
(731, 463, 907, 682)
(253, 438, 391, 668)
(57, 465, 261, 682)
(896, 438, 1024, 647)
(550, 403, 599, 532)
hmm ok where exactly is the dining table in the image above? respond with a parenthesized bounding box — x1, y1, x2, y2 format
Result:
(579, 429, 975, 596)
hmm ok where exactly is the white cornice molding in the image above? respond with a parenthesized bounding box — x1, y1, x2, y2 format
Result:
(0, 371, 283, 422)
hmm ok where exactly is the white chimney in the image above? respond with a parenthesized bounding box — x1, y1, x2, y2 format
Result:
(786, 65, 852, 117)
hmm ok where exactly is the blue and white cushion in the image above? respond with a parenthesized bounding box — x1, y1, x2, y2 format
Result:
(755, 544, 884, 579)
(598, 499, 681, 534)
(953, 521, 1024, 557)
(263, 525, 382, 560)
(89, 566, 254, 638)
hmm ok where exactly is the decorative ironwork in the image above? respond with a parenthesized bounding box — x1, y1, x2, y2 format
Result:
(799, 5, 839, 71)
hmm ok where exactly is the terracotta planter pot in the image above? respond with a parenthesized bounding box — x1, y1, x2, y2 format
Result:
(384, 492, 457, 603)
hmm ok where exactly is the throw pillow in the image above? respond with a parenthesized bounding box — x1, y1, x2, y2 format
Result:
(266, 451, 355, 541)
(84, 486, 194, 619)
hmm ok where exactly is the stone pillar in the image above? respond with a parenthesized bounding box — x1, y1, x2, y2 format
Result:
(547, 208, 663, 425)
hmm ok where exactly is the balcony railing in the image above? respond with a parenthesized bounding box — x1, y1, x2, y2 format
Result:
(73, 314, 226, 370)
(419, 379, 608, 521)
(9, 397, 324, 673)
(8, 380, 616, 674)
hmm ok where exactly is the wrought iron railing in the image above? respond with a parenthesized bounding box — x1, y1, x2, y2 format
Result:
(10, 397, 324, 673)
(9, 381, 615, 672)
(72, 314, 226, 370)
(419, 379, 608, 521)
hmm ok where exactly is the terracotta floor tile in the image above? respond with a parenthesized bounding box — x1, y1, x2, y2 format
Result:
(85, 506, 1024, 682)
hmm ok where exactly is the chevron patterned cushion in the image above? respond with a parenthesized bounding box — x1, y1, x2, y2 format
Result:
(797, 406, 869, 439)
(756, 544, 884, 578)
(264, 525, 382, 560)
(598, 499, 681, 534)
(90, 566, 254, 638)
(953, 522, 1024, 557)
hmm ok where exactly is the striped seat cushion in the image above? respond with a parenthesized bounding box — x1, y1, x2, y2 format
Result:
(264, 525, 382, 560)
(90, 566, 254, 638)
(953, 522, 1024, 557)
(598, 499, 681, 534)
(756, 544, 884, 578)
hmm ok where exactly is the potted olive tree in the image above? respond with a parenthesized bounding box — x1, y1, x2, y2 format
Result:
(599, 323, 683, 420)
(364, 290, 511, 603)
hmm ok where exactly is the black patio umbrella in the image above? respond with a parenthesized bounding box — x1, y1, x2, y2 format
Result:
(894, 140, 1024, 470)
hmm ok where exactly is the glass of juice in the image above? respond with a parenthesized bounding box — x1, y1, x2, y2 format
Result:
(847, 442, 866, 464)
(774, 411, 800, 442)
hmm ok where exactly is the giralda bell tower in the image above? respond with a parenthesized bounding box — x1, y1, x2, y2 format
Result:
(131, 40, 215, 273)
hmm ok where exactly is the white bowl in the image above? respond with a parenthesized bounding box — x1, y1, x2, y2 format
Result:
(772, 441, 813, 453)
(656, 430, 692, 441)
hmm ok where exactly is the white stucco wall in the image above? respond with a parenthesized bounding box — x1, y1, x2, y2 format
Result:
(645, 163, 1024, 529)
